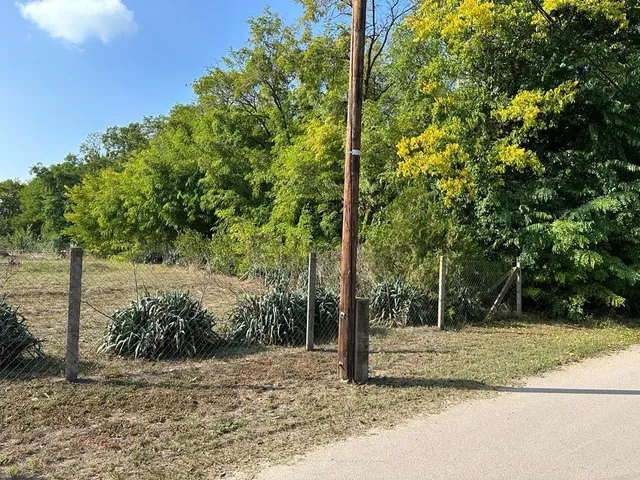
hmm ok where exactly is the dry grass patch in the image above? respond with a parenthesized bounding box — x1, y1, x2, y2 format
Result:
(1, 314, 638, 479)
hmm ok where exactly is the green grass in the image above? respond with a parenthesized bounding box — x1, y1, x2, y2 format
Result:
(0, 255, 639, 479)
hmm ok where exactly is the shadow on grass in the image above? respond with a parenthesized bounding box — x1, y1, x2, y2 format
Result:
(0, 356, 59, 381)
(0, 356, 102, 381)
(0, 345, 272, 382)
(471, 314, 640, 331)
(371, 348, 447, 355)
(313, 347, 337, 353)
(313, 346, 447, 355)
(370, 326, 391, 338)
(1, 476, 49, 480)
(96, 343, 268, 364)
(369, 377, 492, 390)
(197, 344, 266, 360)
(92, 376, 290, 392)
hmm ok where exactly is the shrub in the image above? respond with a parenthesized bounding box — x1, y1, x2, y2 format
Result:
(447, 285, 485, 325)
(139, 251, 182, 266)
(100, 292, 219, 360)
(0, 236, 10, 252)
(230, 286, 339, 346)
(0, 299, 42, 365)
(230, 288, 306, 346)
(8, 227, 39, 253)
(365, 185, 476, 286)
(314, 286, 339, 340)
(370, 279, 435, 327)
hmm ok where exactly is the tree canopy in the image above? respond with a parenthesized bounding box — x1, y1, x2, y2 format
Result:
(4, 0, 640, 318)
(400, 0, 640, 316)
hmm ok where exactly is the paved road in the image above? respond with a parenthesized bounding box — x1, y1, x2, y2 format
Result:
(256, 346, 640, 480)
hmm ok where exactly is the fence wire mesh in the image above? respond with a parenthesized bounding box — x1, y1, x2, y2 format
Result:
(447, 258, 517, 325)
(0, 249, 520, 382)
(0, 252, 67, 380)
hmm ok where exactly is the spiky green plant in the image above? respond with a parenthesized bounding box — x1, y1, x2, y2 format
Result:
(100, 292, 219, 360)
(230, 288, 306, 346)
(0, 299, 42, 365)
(314, 286, 339, 340)
(230, 286, 339, 346)
(370, 280, 435, 327)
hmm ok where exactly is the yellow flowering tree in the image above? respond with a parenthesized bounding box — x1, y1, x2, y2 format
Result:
(401, 0, 640, 317)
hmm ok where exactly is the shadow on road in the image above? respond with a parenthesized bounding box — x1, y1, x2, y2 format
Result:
(369, 377, 640, 396)
(497, 387, 640, 395)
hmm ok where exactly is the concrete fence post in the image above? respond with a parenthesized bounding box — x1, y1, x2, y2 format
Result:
(516, 258, 522, 319)
(65, 247, 83, 382)
(354, 298, 369, 383)
(438, 256, 446, 330)
(306, 252, 317, 351)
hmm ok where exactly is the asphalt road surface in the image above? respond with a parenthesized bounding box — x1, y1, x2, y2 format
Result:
(256, 346, 640, 480)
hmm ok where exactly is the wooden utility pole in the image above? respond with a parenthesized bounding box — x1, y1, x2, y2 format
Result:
(338, 0, 367, 382)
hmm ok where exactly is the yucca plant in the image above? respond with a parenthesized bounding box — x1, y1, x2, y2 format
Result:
(370, 279, 435, 327)
(100, 292, 219, 360)
(230, 288, 307, 346)
(314, 286, 339, 341)
(0, 299, 42, 365)
(230, 286, 339, 346)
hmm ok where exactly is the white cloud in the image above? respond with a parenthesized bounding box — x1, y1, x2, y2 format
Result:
(18, 0, 137, 45)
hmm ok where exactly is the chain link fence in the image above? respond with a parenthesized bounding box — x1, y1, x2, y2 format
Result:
(446, 258, 518, 325)
(1, 248, 521, 382)
(0, 252, 68, 380)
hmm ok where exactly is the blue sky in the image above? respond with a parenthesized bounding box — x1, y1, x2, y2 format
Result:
(0, 0, 301, 181)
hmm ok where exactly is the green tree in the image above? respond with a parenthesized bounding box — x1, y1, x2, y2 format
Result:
(14, 156, 85, 247)
(64, 7, 443, 267)
(67, 104, 260, 254)
(0, 180, 23, 237)
(9, 118, 162, 249)
(400, 0, 640, 316)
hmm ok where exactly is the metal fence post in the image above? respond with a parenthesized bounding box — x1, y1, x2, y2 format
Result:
(354, 298, 369, 383)
(65, 247, 83, 382)
(306, 252, 317, 351)
(438, 256, 446, 330)
(516, 258, 522, 319)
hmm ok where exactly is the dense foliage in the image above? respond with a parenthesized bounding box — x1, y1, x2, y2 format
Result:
(3, 0, 640, 318)
(0, 299, 42, 365)
(400, 0, 640, 317)
(100, 292, 219, 360)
